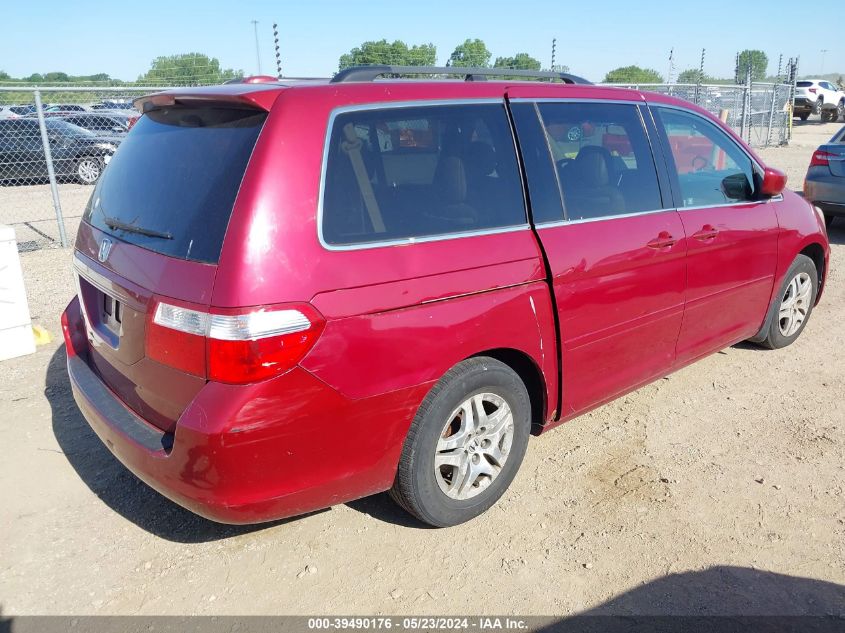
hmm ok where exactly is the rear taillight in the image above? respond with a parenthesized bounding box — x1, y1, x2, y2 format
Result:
(809, 88, 818, 94)
(146, 300, 324, 384)
(127, 115, 139, 131)
(810, 150, 835, 167)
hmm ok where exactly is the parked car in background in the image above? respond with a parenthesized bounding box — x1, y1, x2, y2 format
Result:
(794, 79, 845, 122)
(804, 125, 845, 227)
(62, 68, 829, 529)
(58, 112, 138, 136)
(91, 101, 136, 112)
(0, 105, 36, 119)
(0, 118, 120, 184)
(45, 104, 89, 113)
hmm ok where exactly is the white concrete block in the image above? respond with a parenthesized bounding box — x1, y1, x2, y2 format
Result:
(0, 225, 36, 361)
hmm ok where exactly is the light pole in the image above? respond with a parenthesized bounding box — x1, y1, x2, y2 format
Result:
(821, 49, 828, 75)
(252, 20, 262, 75)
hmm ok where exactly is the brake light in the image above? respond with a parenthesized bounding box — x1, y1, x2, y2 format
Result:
(146, 300, 324, 384)
(809, 88, 818, 94)
(127, 115, 139, 131)
(810, 150, 835, 167)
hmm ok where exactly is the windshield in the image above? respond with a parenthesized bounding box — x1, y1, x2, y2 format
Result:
(83, 106, 267, 263)
(45, 119, 95, 137)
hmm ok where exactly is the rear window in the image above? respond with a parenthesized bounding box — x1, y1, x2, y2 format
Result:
(84, 106, 266, 263)
(796, 81, 814, 87)
(321, 102, 526, 247)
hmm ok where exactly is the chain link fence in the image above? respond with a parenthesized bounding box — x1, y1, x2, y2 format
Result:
(0, 87, 159, 251)
(602, 82, 794, 148)
(1, 71, 799, 252)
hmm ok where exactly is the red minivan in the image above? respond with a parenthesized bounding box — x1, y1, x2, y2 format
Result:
(62, 66, 830, 527)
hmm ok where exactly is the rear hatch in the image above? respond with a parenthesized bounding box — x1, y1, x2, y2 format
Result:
(795, 81, 815, 100)
(74, 101, 269, 432)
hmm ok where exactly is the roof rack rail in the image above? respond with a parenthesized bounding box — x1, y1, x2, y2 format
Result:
(331, 65, 592, 85)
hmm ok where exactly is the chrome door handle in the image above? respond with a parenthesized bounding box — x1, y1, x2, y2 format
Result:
(692, 225, 718, 241)
(647, 232, 676, 249)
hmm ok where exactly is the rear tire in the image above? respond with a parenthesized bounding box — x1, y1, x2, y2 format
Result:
(799, 113, 810, 121)
(390, 357, 531, 527)
(758, 255, 818, 350)
(813, 97, 824, 115)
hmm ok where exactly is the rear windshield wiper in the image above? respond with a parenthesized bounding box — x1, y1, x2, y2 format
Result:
(104, 216, 173, 240)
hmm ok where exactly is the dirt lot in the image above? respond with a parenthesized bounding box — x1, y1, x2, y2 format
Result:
(1, 121, 843, 617)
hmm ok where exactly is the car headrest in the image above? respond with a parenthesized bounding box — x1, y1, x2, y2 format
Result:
(571, 145, 614, 188)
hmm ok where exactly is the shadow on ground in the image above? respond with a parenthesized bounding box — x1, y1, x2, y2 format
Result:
(536, 567, 845, 631)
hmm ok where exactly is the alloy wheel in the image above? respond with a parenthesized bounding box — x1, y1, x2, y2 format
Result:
(434, 392, 514, 500)
(77, 158, 101, 184)
(778, 272, 813, 337)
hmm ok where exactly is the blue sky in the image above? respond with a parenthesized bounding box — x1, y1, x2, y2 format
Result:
(1, 0, 840, 82)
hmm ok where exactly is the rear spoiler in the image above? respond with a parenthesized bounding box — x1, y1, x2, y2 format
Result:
(133, 85, 283, 113)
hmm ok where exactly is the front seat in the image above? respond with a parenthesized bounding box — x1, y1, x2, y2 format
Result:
(561, 145, 626, 220)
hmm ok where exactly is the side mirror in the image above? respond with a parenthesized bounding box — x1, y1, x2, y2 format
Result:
(760, 167, 787, 198)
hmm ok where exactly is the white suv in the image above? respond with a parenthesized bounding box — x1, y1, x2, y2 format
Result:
(794, 79, 845, 122)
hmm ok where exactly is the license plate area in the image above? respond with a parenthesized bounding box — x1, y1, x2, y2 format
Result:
(101, 293, 123, 335)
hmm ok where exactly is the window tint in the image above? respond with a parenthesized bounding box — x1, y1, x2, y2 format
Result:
(84, 106, 266, 263)
(321, 103, 526, 246)
(796, 81, 813, 88)
(509, 102, 565, 223)
(654, 107, 756, 207)
(536, 102, 663, 221)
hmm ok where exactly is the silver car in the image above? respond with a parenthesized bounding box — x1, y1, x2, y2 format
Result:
(805, 125, 845, 227)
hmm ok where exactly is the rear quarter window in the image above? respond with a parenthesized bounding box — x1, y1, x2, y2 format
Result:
(320, 102, 526, 247)
(84, 106, 266, 263)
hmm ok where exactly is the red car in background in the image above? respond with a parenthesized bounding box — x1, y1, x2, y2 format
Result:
(62, 66, 829, 528)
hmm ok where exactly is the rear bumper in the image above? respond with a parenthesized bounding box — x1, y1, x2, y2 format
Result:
(64, 300, 428, 524)
(794, 98, 813, 112)
(805, 175, 845, 216)
(815, 201, 845, 217)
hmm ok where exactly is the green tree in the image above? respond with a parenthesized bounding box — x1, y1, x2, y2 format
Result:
(676, 68, 714, 84)
(43, 71, 70, 82)
(493, 53, 541, 71)
(448, 39, 492, 68)
(138, 53, 241, 86)
(736, 49, 768, 82)
(0, 70, 10, 81)
(603, 65, 663, 84)
(338, 40, 436, 70)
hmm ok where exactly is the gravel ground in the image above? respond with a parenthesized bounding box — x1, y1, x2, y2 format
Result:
(1, 121, 843, 617)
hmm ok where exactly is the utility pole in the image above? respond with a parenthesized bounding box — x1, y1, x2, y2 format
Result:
(251, 20, 262, 75)
(273, 22, 282, 78)
(821, 49, 829, 75)
(550, 38, 557, 71)
(667, 47, 675, 84)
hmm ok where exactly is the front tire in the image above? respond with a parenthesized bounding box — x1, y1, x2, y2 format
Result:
(76, 156, 102, 185)
(390, 357, 531, 527)
(758, 255, 818, 350)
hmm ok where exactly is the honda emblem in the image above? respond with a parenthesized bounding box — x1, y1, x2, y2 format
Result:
(98, 238, 113, 263)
